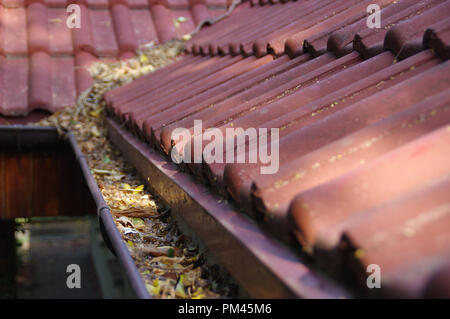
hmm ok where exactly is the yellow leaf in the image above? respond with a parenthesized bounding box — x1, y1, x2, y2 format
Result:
(91, 126, 101, 137)
(146, 283, 160, 296)
(132, 184, 144, 193)
(89, 108, 102, 118)
(120, 183, 131, 190)
(175, 278, 187, 298)
(140, 54, 149, 63)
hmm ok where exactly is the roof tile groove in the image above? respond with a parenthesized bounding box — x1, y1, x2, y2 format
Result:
(0, 0, 225, 116)
(29, 51, 52, 110)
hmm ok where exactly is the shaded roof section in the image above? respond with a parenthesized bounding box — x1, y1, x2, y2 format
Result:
(105, 0, 450, 297)
(0, 0, 228, 116)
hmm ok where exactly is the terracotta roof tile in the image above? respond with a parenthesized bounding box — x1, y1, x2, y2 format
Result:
(0, 56, 29, 115)
(327, 0, 414, 58)
(85, 0, 109, 9)
(27, 2, 50, 54)
(48, 8, 74, 54)
(150, 4, 177, 43)
(188, 0, 411, 58)
(71, 4, 95, 54)
(51, 56, 77, 108)
(1, 0, 26, 8)
(424, 17, 450, 61)
(104, 0, 450, 296)
(74, 50, 97, 94)
(29, 51, 52, 110)
(3, 0, 450, 297)
(383, 0, 450, 60)
(0, 0, 225, 116)
(252, 56, 448, 232)
(130, 9, 159, 46)
(90, 8, 120, 56)
(288, 84, 450, 250)
(424, 263, 450, 298)
(1, 7, 28, 55)
(354, 0, 447, 58)
(341, 169, 450, 297)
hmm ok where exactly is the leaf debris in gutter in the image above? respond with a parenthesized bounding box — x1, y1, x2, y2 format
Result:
(33, 40, 236, 299)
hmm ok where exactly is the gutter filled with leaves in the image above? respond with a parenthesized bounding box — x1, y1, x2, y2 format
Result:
(34, 41, 236, 299)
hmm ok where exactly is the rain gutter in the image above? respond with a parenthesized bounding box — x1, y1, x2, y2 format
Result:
(0, 125, 151, 299)
(106, 118, 352, 299)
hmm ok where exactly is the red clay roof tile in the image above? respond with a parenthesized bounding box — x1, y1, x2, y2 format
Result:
(150, 4, 176, 43)
(29, 51, 52, 110)
(423, 262, 450, 298)
(111, 3, 139, 55)
(3, 0, 450, 297)
(48, 8, 74, 54)
(341, 171, 450, 297)
(1, 0, 26, 8)
(0, 56, 29, 115)
(383, 1, 450, 59)
(71, 4, 96, 54)
(130, 9, 159, 46)
(289, 98, 450, 252)
(51, 56, 77, 108)
(354, 0, 446, 58)
(0, 0, 224, 116)
(253, 65, 449, 231)
(74, 51, 96, 94)
(1, 7, 28, 55)
(27, 2, 50, 54)
(104, 2, 450, 296)
(327, 0, 414, 58)
(424, 17, 450, 61)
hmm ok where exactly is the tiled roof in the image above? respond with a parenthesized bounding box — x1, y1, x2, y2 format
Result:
(105, 0, 450, 297)
(0, 0, 228, 116)
(186, 0, 450, 58)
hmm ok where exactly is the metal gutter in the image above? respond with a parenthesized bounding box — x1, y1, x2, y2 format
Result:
(0, 125, 61, 148)
(66, 132, 151, 299)
(0, 125, 151, 299)
(106, 118, 352, 299)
